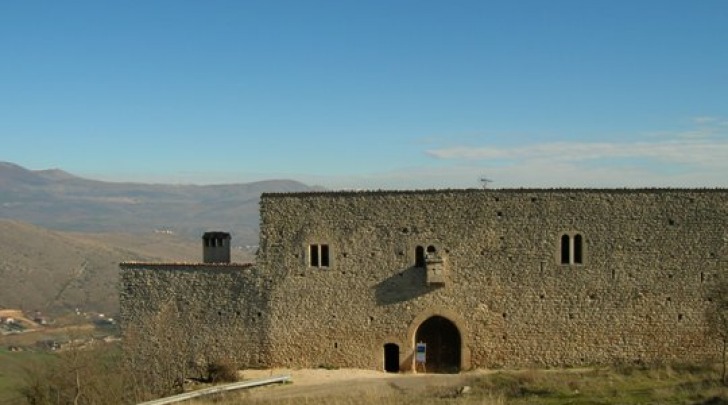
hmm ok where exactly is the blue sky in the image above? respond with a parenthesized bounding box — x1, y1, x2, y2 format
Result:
(1, 1, 726, 189)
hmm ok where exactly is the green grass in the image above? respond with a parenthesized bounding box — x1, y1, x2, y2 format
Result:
(0, 347, 56, 403)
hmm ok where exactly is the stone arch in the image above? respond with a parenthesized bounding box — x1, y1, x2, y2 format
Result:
(416, 316, 460, 372)
(406, 308, 471, 372)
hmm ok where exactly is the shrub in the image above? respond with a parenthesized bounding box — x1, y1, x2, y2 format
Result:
(207, 359, 239, 384)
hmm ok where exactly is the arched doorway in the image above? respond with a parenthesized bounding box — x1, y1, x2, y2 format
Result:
(383, 343, 399, 372)
(415, 316, 461, 373)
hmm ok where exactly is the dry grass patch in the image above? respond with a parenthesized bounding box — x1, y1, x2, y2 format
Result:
(195, 391, 505, 405)
(467, 365, 727, 404)
(192, 365, 728, 405)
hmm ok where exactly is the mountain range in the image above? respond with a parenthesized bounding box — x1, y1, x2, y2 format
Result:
(0, 161, 319, 245)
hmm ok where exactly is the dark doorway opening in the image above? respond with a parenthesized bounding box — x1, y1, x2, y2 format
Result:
(384, 343, 399, 373)
(415, 316, 461, 373)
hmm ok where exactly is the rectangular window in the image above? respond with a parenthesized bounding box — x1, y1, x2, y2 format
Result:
(310, 244, 319, 266)
(573, 234, 583, 264)
(560, 235, 570, 264)
(309, 244, 330, 268)
(320, 244, 330, 267)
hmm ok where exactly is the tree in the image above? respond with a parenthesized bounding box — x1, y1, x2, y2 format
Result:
(19, 338, 125, 405)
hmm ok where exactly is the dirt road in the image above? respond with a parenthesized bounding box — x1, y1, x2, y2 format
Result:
(214, 368, 487, 403)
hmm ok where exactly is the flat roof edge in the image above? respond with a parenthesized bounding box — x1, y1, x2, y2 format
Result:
(262, 187, 728, 198)
(120, 262, 255, 269)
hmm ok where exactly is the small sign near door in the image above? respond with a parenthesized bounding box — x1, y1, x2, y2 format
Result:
(415, 342, 426, 363)
(415, 342, 427, 373)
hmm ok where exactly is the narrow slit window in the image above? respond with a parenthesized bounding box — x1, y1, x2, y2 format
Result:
(560, 235, 570, 264)
(573, 234, 583, 264)
(320, 244, 330, 267)
(310, 244, 319, 267)
(415, 246, 425, 268)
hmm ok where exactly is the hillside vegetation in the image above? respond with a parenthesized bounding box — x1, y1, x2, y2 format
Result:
(0, 219, 253, 315)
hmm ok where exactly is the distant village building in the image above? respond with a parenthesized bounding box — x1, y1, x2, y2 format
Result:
(33, 312, 49, 325)
(121, 189, 728, 378)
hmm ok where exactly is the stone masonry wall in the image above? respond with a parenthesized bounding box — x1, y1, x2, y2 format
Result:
(119, 263, 271, 379)
(258, 189, 728, 370)
(120, 189, 727, 376)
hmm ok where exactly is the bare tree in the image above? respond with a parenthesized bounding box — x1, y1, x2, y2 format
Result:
(19, 337, 125, 405)
(19, 298, 242, 404)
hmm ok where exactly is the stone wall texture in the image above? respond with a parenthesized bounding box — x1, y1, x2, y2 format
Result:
(119, 263, 272, 376)
(121, 189, 728, 375)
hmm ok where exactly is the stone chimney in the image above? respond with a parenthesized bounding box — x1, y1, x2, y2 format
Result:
(202, 232, 231, 264)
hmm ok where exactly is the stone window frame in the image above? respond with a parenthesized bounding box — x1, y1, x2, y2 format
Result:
(308, 243, 331, 268)
(414, 243, 440, 268)
(558, 232, 585, 266)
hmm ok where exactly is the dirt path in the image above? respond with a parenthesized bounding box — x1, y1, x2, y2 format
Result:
(225, 368, 489, 402)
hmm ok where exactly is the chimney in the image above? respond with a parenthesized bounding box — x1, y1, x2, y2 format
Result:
(202, 232, 231, 264)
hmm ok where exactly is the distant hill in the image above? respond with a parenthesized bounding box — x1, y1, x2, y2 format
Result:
(0, 162, 315, 315)
(0, 161, 320, 246)
(0, 219, 254, 316)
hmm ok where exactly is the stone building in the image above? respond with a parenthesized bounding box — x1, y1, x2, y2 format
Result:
(120, 188, 727, 375)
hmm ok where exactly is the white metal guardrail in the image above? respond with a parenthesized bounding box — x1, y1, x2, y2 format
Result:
(137, 374, 292, 405)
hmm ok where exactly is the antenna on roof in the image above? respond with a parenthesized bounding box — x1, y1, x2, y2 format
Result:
(480, 177, 493, 189)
